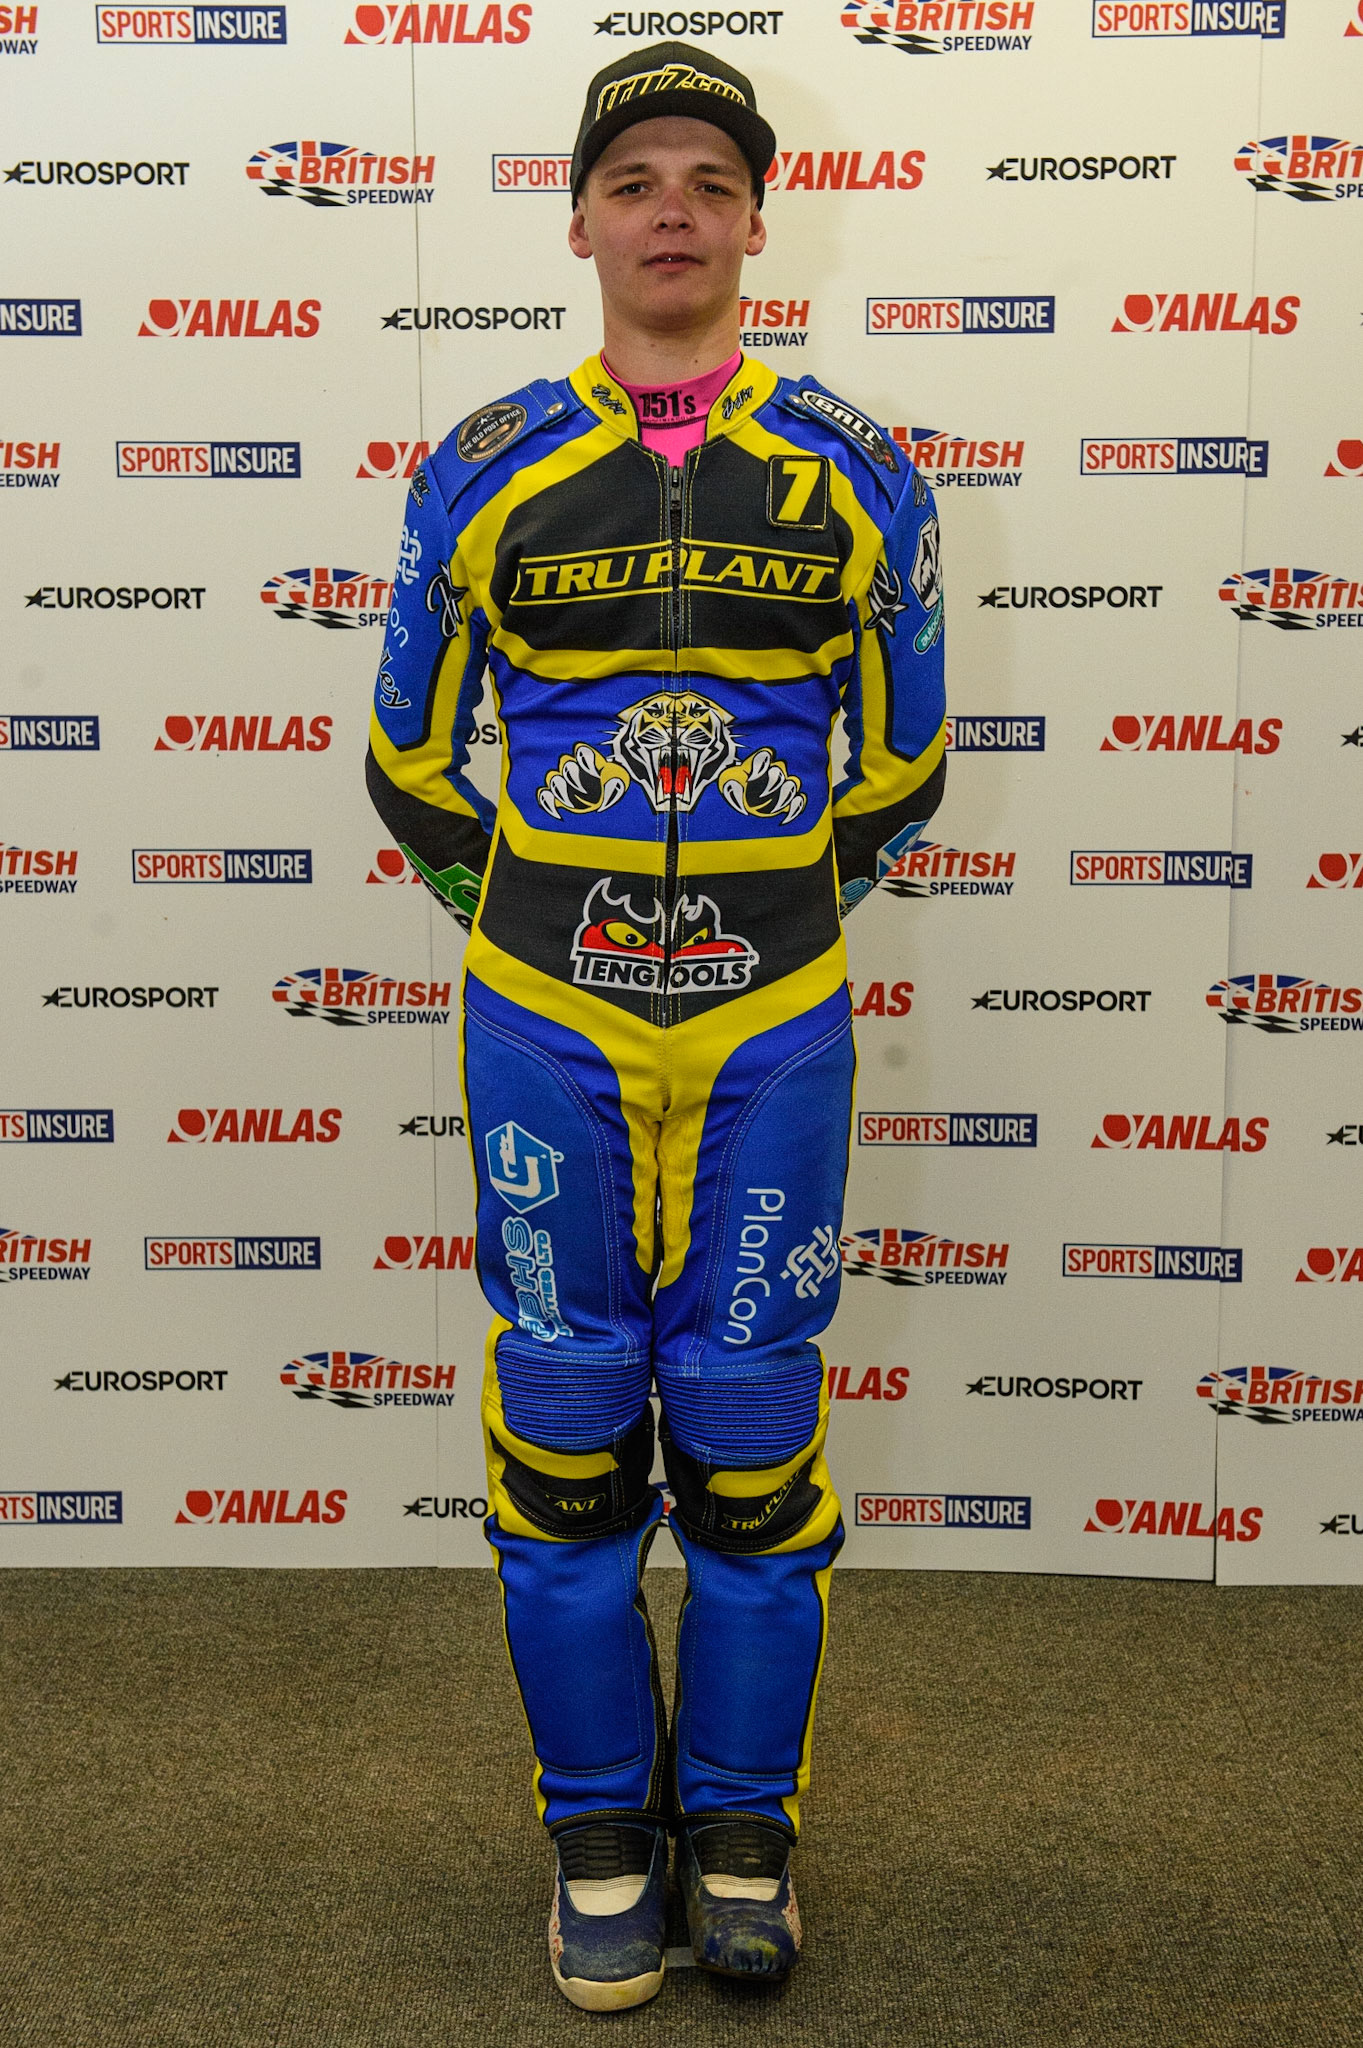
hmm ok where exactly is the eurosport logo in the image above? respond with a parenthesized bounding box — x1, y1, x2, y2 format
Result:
(855, 1494, 1031, 1528)
(176, 1488, 345, 1525)
(95, 7, 287, 41)
(367, 848, 420, 885)
(1100, 714, 1280, 755)
(0, 842, 77, 895)
(280, 1352, 455, 1410)
(1235, 136, 1363, 202)
(1309, 854, 1363, 889)
(978, 582, 1161, 611)
(154, 714, 332, 753)
(1091, 2, 1283, 35)
(144, 1236, 321, 1271)
(357, 439, 431, 479)
(246, 141, 434, 206)
(0, 1229, 91, 1281)
(403, 1494, 487, 1516)
(1322, 1513, 1363, 1534)
(594, 8, 785, 31)
(945, 715, 1045, 751)
(841, 1, 1035, 56)
(116, 441, 300, 479)
(374, 1233, 475, 1271)
(1084, 1498, 1262, 1541)
(259, 568, 391, 628)
(880, 843, 1016, 897)
(1220, 568, 1362, 630)
(492, 154, 570, 192)
(0, 1110, 113, 1144)
(0, 298, 80, 335)
(2, 438, 59, 487)
(1, 3, 37, 53)
(1207, 973, 1363, 1033)
(398, 1113, 465, 1136)
(969, 1373, 1142, 1401)
(858, 1111, 1037, 1146)
(0, 715, 98, 749)
(848, 978, 914, 1016)
(1071, 850, 1252, 887)
(1328, 1123, 1363, 1144)
(0, 1491, 121, 1525)
(987, 151, 1175, 182)
(1200, 1365, 1363, 1424)
(1112, 291, 1297, 333)
(841, 1226, 1009, 1286)
(1081, 436, 1267, 477)
(381, 304, 565, 333)
(25, 584, 204, 612)
(894, 425, 1024, 485)
(343, 3, 532, 42)
(133, 848, 312, 883)
(167, 1107, 340, 1143)
(1296, 1246, 1363, 1283)
(738, 295, 809, 349)
(828, 1364, 909, 1400)
(41, 984, 218, 1010)
(868, 295, 1054, 335)
(4, 157, 188, 188)
(973, 987, 1151, 1013)
(1091, 1113, 1268, 1151)
(137, 297, 319, 338)
(1062, 1243, 1242, 1280)
(57, 1368, 226, 1393)
(764, 148, 924, 193)
(1326, 439, 1363, 477)
(271, 967, 452, 1026)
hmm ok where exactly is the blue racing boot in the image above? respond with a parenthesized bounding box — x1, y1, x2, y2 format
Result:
(677, 1820, 801, 1982)
(548, 1822, 668, 2011)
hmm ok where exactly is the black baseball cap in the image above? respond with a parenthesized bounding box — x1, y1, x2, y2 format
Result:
(570, 41, 776, 206)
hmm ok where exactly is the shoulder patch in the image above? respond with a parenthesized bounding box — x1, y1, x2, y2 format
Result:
(788, 387, 900, 475)
(432, 378, 578, 517)
(457, 399, 528, 463)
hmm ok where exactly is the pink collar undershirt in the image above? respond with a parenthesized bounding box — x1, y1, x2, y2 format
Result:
(606, 350, 743, 462)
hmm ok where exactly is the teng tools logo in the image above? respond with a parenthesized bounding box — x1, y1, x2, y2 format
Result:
(1235, 135, 1363, 201)
(138, 297, 319, 338)
(1198, 1364, 1363, 1422)
(271, 968, 452, 1027)
(259, 568, 391, 628)
(343, 3, 532, 41)
(1100, 714, 1280, 755)
(279, 1351, 455, 1409)
(1112, 291, 1297, 333)
(841, 1, 1036, 55)
(1220, 568, 1363, 630)
(1207, 973, 1363, 1033)
(1091, 1112, 1268, 1151)
(357, 439, 431, 480)
(840, 1226, 1009, 1287)
(894, 425, 1024, 486)
(245, 141, 435, 206)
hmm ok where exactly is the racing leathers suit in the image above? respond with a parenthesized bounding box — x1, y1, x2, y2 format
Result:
(366, 351, 945, 1845)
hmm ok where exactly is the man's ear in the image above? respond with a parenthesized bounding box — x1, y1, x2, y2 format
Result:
(745, 207, 766, 259)
(568, 203, 594, 261)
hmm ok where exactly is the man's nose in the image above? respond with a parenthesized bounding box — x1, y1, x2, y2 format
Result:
(652, 185, 695, 230)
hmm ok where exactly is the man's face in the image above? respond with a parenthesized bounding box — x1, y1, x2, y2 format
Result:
(569, 116, 765, 334)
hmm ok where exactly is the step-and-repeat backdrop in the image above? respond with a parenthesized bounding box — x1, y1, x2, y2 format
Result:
(4, 1, 1359, 1581)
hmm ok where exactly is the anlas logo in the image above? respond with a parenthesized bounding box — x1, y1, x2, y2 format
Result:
(1112, 290, 1297, 333)
(343, 2, 531, 41)
(1081, 435, 1266, 477)
(0, 841, 77, 895)
(1063, 1242, 1241, 1280)
(154, 714, 332, 753)
(271, 967, 452, 1027)
(1072, 850, 1252, 888)
(176, 1487, 345, 1525)
(0, 1109, 113, 1144)
(373, 1233, 475, 1271)
(357, 439, 431, 479)
(246, 141, 435, 207)
(1296, 1246, 1363, 1283)
(1091, 2, 1284, 38)
(1326, 438, 1363, 478)
(0, 3, 36, 53)
(139, 297, 319, 339)
(280, 1351, 455, 1410)
(1235, 135, 1363, 202)
(260, 567, 391, 628)
(848, 979, 914, 1016)
(1208, 972, 1363, 1033)
(841, 1226, 1009, 1287)
(764, 147, 924, 193)
(738, 295, 809, 349)
(881, 842, 1015, 897)
(1091, 1112, 1267, 1151)
(1084, 1497, 1262, 1541)
(366, 848, 421, 885)
(0, 1228, 91, 1281)
(1198, 1364, 1363, 1424)
(1220, 567, 1362, 630)
(828, 1363, 909, 1400)
(841, 0, 1035, 56)
(895, 425, 1024, 486)
(1, 438, 59, 488)
(1308, 853, 1363, 890)
(168, 1107, 340, 1144)
(1100, 713, 1280, 755)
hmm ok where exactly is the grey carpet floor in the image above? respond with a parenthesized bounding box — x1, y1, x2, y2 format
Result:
(1, 1567, 1360, 2048)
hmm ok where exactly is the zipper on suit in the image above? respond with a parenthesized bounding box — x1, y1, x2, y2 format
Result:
(661, 454, 691, 1002)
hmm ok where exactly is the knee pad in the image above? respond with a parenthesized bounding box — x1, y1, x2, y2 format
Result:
(482, 1335, 657, 1542)
(659, 1395, 841, 1558)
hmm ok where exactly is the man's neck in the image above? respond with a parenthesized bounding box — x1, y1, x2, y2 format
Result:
(597, 308, 742, 386)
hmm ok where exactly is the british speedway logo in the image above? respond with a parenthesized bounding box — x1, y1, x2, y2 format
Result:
(280, 1352, 455, 1409)
(1, 437, 59, 487)
(894, 425, 1024, 486)
(1235, 135, 1363, 201)
(343, 2, 532, 41)
(246, 140, 435, 206)
(259, 567, 391, 627)
(1111, 291, 1297, 333)
(0, 3, 36, 53)
(0, 1228, 90, 1281)
(880, 843, 1016, 897)
(738, 295, 809, 349)
(841, 1226, 1009, 1286)
(1100, 714, 1280, 754)
(841, 0, 1035, 55)
(271, 968, 452, 1026)
(1198, 1364, 1363, 1423)
(1208, 972, 1363, 1032)
(357, 439, 431, 479)
(1091, 1112, 1268, 1151)
(0, 841, 77, 894)
(1220, 568, 1362, 629)
(138, 297, 319, 338)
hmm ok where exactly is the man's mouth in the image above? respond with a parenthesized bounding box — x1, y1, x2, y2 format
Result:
(646, 253, 700, 269)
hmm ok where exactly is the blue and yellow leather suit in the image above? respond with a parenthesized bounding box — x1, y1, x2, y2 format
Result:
(367, 352, 945, 1841)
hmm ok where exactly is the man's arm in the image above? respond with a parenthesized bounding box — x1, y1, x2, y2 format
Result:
(832, 470, 947, 916)
(365, 469, 496, 932)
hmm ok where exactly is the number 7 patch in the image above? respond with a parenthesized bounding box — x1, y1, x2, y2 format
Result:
(767, 453, 829, 530)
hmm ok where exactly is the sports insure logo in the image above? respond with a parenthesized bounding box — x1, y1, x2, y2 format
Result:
(0, 1490, 121, 1525)
(1200, 1364, 1363, 1426)
(1071, 850, 1252, 888)
(133, 848, 311, 883)
(1091, 2, 1283, 37)
(0, 1110, 113, 1144)
(858, 1112, 1036, 1147)
(1207, 973, 1363, 1034)
(1080, 436, 1267, 477)
(116, 441, 300, 479)
(1235, 135, 1363, 202)
(856, 1493, 1031, 1528)
(484, 1119, 570, 1343)
(841, 0, 1035, 56)
(144, 1236, 321, 1272)
(869, 294, 1054, 335)
(0, 714, 97, 749)
(945, 715, 1044, 751)
(0, 298, 80, 335)
(246, 140, 434, 206)
(280, 1352, 454, 1410)
(95, 7, 287, 41)
(1062, 1243, 1242, 1280)
(492, 153, 570, 192)
(842, 1226, 1009, 1286)
(271, 968, 451, 1026)
(1220, 568, 1362, 629)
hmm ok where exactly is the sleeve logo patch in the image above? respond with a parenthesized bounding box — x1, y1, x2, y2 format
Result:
(767, 453, 829, 529)
(456, 399, 527, 463)
(796, 388, 899, 472)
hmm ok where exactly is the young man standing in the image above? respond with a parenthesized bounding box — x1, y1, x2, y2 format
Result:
(366, 42, 945, 2011)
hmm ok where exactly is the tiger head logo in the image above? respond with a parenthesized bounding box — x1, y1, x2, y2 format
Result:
(614, 690, 736, 813)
